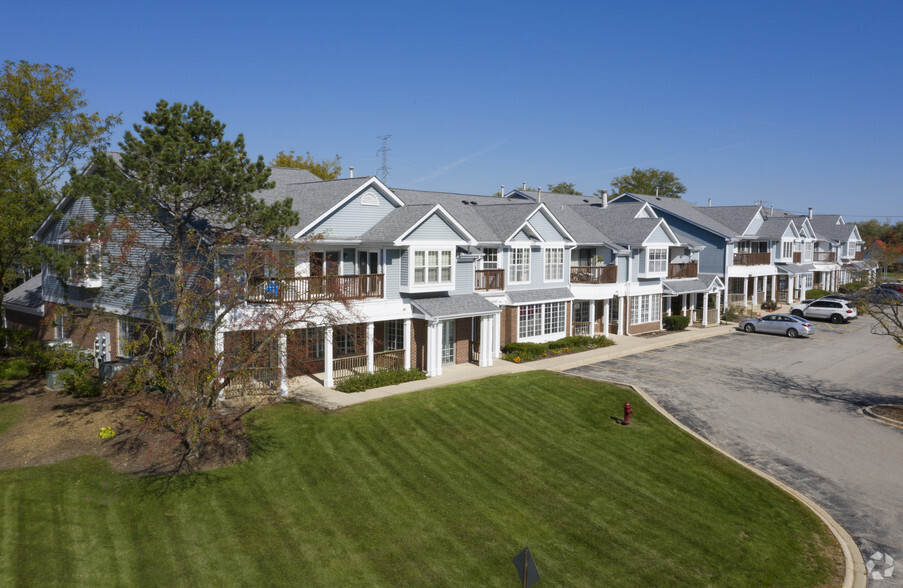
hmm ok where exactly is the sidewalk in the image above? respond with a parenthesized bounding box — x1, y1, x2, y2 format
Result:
(284, 323, 736, 409)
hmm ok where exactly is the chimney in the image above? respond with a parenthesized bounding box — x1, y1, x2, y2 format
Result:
(601, 189, 608, 208)
(349, 166, 354, 178)
(708, 198, 712, 207)
(808, 207, 813, 219)
(537, 187, 542, 203)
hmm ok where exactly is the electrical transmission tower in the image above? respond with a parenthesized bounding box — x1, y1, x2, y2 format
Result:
(377, 134, 391, 183)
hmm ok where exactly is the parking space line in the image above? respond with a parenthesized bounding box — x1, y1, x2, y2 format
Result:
(583, 363, 683, 383)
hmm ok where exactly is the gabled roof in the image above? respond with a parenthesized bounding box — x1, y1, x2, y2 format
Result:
(806, 215, 860, 242)
(365, 203, 477, 245)
(756, 217, 799, 240)
(611, 193, 736, 239)
(695, 205, 764, 236)
(281, 176, 403, 238)
(570, 202, 670, 246)
(411, 294, 501, 320)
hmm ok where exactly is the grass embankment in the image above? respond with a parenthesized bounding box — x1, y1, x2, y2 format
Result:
(0, 371, 837, 586)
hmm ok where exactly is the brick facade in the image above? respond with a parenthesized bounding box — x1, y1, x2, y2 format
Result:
(454, 317, 472, 365)
(412, 319, 428, 371)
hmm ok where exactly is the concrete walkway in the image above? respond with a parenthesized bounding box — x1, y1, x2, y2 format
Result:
(283, 324, 735, 409)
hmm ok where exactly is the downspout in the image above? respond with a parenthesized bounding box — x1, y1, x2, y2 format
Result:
(625, 246, 632, 336)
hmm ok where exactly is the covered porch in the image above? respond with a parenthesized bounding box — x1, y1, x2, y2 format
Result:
(662, 274, 725, 327)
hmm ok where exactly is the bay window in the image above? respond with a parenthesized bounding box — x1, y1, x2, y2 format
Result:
(630, 294, 661, 325)
(413, 249, 453, 285)
(647, 248, 667, 273)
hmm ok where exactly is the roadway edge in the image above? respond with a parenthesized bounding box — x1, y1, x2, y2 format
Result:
(572, 374, 867, 588)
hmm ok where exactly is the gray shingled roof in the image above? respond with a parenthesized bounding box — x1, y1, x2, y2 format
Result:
(3, 273, 43, 311)
(507, 287, 574, 304)
(613, 193, 737, 238)
(252, 172, 374, 236)
(359, 204, 469, 243)
(807, 215, 857, 242)
(695, 205, 762, 236)
(570, 202, 664, 245)
(776, 263, 816, 274)
(410, 294, 501, 319)
(756, 217, 796, 240)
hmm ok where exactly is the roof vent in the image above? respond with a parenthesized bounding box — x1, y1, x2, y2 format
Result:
(470, 201, 477, 205)
(461, 200, 469, 205)
(349, 166, 354, 178)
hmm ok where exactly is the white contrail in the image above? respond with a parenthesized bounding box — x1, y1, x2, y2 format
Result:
(410, 140, 507, 184)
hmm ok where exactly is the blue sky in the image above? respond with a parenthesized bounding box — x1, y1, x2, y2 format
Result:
(5, 1, 901, 219)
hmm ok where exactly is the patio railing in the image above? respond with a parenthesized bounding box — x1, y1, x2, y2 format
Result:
(248, 274, 383, 303)
(570, 265, 617, 284)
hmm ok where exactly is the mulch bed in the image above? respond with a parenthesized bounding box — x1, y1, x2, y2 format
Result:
(0, 376, 251, 476)
(870, 405, 903, 424)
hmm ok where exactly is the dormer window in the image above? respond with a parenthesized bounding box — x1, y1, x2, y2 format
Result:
(413, 249, 452, 285)
(51, 241, 102, 288)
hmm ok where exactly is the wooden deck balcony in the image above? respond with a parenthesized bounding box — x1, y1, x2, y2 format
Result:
(570, 265, 617, 284)
(475, 269, 505, 291)
(667, 261, 698, 279)
(792, 252, 802, 263)
(813, 251, 835, 263)
(853, 251, 864, 261)
(248, 274, 383, 303)
(733, 252, 771, 266)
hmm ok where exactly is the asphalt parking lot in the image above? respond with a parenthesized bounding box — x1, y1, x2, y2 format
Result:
(567, 317, 903, 586)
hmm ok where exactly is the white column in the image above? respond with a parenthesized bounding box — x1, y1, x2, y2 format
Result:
(771, 274, 777, 302)
(403, 318, 412, 370)
(278, 332, 288, 396)
(702, 291, 709, 326)
(602, 299, 610, 336)
(588, 300, 596, 337)
(786, 277, 793, 304)
(366, 322, 375, 373)
(617, 297, 625, 336)
(681, 294, 687, 318)
(324, 326, 334, 388)
(751, 277, 758, 307)
(742, 277, 749, 307)
(716, 290, 722, 322)
(427, 321, 441, 377)
(479, 315, 492, 367)
(493, 311, 502, 358)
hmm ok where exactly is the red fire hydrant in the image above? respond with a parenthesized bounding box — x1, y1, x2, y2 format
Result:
(623, 402, 633, 425)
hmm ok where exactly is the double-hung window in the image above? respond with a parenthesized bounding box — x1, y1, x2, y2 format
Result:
(518, 305, 542, 338)
(782, 241, 793, 260)
(544, 248, 564, 281)
(510, 247, 531, 283)
(647, 248, 667, 273)
(482, 248, 498, 269)
(413, 249, 452, 285)
(804, 241, 813, 262)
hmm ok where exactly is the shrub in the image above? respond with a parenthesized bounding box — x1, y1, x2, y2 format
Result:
(805, 289, 831, 300)
(58, 360, 102, 398)
(336, 368, 427, 393)
(502, 334, 613, 363)
(0, 358, 31, 381)
(721, 304, 743, 322)
(760, 299, 778, 312)
(0, 328, 33, 356)
(839, 281, 867, 293)
(663, 315, 690, 330)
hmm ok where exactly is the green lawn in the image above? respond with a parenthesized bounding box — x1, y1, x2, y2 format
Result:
(0, 404, 24, 435)
(0, 371, 836, 586)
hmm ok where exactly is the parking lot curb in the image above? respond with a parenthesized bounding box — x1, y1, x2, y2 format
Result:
(859, 405, 903, 430)
(574, 376, 867, 588)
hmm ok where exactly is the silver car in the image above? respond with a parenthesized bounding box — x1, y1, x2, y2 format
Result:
(739, 313, 815, 338)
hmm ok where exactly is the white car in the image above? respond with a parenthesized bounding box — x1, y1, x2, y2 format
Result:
(790, 298, 857, 323)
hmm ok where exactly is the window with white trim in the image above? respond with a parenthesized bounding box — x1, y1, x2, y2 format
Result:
(413, 249, 453, 285)
(804, 241, 813, 261)
(647, 248, 667, 273)
(510, 247, 531, 283)
(782, 241, 793, 259)
(518, 302, 567, 339)
(630, 294, 661, 325)
(518, 304, 542, 338)
(544, 248, 564, 281)
(482, 248, 498, 269)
